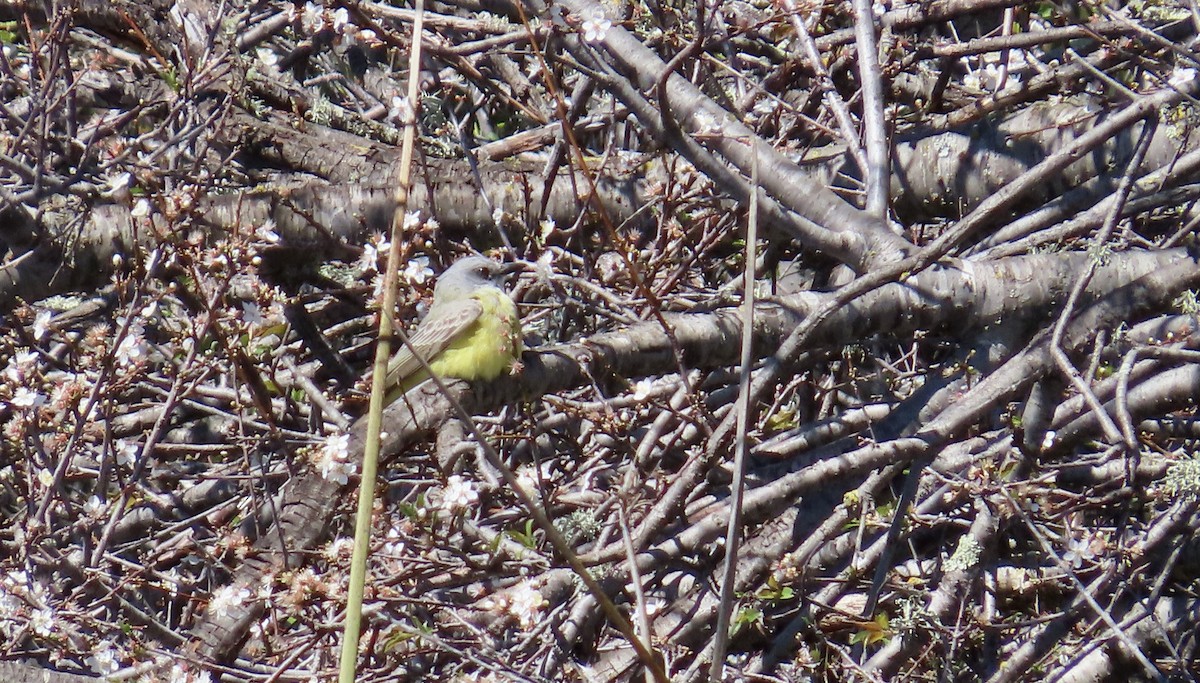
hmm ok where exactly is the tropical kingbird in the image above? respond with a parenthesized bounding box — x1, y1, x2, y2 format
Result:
(383, 256, 523, 403)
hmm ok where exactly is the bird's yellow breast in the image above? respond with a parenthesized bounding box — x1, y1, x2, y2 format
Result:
(427, 287, 522, 382)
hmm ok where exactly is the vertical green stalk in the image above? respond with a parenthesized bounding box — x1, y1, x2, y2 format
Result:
(337, 3, 426, 680)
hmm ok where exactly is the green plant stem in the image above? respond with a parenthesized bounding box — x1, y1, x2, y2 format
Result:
(337, 3, 425, 681)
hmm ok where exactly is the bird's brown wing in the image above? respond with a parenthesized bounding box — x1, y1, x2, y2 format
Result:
(384, 299, 484, 388)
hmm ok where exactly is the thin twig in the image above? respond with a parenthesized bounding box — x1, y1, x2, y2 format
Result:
(708, 138, 759, 681)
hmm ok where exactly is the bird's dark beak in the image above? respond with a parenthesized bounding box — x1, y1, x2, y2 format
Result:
(498, 260, 528, 276)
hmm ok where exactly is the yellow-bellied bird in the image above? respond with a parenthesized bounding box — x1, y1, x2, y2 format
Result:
(384, 256, 522, 403)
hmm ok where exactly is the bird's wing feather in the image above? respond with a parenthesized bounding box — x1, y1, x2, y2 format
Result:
(384, 299, 484, 387)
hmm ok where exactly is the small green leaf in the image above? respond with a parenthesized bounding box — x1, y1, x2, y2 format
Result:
(850, 612, 892, 646)
(765, 407, 797, 432)
(732, 606, 764, 636)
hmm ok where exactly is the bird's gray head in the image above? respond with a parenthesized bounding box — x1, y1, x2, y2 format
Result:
(433, 256, 507, 301)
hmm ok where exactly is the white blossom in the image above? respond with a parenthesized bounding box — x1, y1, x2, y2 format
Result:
(168, 663, 213, 683)
(507, 580, 548, 629)
(30, 606, 54, 637)
(4, 350, 37, 382)
(139, 300, 159, 320)
(402, 256, 434, 286)
(327, 537, 356, 562)
(131, 198, 152, 218)
(403, 211, 422, 230)
(208, 584, 251, 618)
(693, 110, 720, 135)
(580, 9, 611, 44)
(441, 475, 479, 514)
(114, 439, 139, 468)
(301, 1, 324, 33)
(103, 172, 133, 200)
(114, 321, 148, 368)
(87, 644, 122, 674)
(256, 47, 279, 68)
(330, 7, 350, 32)
(241, 301, 265, 328)
(383, 527, 406, 555)
(390, 96, 415, 125)
(515, 466, 539, 496)
(316, 433, 355, 485)
(256, 219, 280, 244)
(1169, 67, 1196, 88)
(31, 309, 52, 341)
(84, 496, 105, 517)
(3, 570, 28, 591)
(631, 378, 657, 401)
(11, 387, 43, 409)
(1063, 535, 1095, 569)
